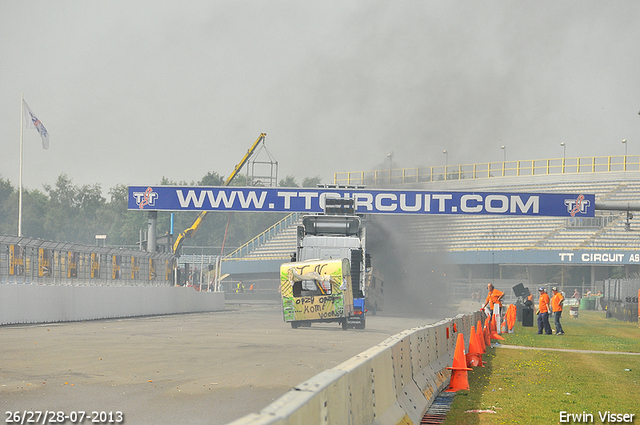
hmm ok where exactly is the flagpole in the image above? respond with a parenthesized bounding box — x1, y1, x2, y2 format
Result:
(18, 93, 24, 237)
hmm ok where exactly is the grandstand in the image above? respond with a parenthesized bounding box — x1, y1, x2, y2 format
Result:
(388, 179, 639, 253)
(220, 155, 640, 295)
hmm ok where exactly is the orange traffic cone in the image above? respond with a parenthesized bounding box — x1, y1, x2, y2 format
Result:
(490, 316, 506, 341)
(506, 304, 517, 333)
(476, 321, 486, 354)
(446, 333, 473, 392)
(466, 326, 484, 368)
(476, 325, 488, 365)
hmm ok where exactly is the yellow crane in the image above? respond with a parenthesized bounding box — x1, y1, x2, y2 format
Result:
(172, 133, 267, 255)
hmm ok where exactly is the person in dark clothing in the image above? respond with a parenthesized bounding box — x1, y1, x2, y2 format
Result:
(537, 287, 552, 335)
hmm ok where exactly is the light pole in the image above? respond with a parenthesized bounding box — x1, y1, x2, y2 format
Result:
(442, 150, 448, 179)
(622, 139, 627, 171)
(387, 152, 393, 184)
(501, 145, 506, 176)
(560, 142, 566, 173)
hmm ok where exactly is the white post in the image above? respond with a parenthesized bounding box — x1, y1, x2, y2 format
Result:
(215, 257, 219, 292)
(18, 94, 24, 237)
(174, 262, 178, 287)
(214, 256, 222, 292)
(199, 247, 204, 291)
(493, 304, 501, 334)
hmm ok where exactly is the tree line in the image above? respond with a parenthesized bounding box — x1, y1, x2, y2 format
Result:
(0, 172, 321, 253)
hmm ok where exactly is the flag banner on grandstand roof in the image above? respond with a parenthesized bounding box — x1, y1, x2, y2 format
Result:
(128, 186, 595, 217)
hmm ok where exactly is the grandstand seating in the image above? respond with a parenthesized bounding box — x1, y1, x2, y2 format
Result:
(390, 179, 640, 252)
(235, 216, 300, 260)
(584, 220, 640, 249)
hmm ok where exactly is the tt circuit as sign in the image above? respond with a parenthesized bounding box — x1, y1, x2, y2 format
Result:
(128, 186, 595, 218)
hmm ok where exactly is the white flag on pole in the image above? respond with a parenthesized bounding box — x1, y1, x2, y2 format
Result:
(22, 100, 50, 149)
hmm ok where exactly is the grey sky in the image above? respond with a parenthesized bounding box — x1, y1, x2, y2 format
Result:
(2, 1, 639, 193)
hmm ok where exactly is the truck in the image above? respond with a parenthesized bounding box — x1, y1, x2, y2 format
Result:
(280, 198, 383, 329)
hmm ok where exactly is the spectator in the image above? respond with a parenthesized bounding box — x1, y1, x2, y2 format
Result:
(551, 287, 565, 335)
(572, 288, 580, 300)
(481, 283, 504, 320)
(537, 287, 552, 335)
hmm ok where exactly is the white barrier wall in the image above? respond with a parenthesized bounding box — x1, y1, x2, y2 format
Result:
(0, 284, 225, 325)
(227, 311, 482, 425)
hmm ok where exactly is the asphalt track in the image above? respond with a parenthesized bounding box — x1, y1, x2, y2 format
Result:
(0, 301, 444, 425)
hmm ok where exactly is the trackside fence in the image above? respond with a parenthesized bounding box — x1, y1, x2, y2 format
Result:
(0, 236, 227, 325)
(0, 235, 174, 286)
(226, 311, 483, 425)
(601, 278, 640, 323)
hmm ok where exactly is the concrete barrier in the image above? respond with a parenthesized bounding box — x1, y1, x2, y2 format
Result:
(226, 311, 483, 425)
(0, 284, 225, 325)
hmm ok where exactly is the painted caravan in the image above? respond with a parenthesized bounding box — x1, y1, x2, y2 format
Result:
(280, 258, 357, 330)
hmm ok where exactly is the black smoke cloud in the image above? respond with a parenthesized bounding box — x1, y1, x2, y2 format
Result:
(366, 215, 456, 318)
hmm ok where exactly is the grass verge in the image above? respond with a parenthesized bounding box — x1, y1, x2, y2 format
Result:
(443, 311, 640, 424)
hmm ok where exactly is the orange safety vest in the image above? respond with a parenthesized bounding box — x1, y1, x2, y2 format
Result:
(485, 289, 504, 309)
(551, 292, 564, 312)
(539, 292, 550, 313)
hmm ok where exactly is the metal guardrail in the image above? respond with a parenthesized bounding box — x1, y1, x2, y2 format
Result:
(224, 212, 300, 260)
(334, 155, 640, 186)
(0, 235, 174, 285)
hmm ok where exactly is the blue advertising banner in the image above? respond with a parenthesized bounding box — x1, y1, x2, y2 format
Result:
(449, 250, 640, 265)
(128, 186, 595, 217)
